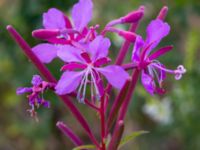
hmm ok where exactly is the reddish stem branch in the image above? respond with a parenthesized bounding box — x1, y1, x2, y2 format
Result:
(122, 62, 137, 70)
(118, 69, 140, 121)
(107, 79, 131, 132)
(108, 69, 140, 150)
(100, 95, 106, 150)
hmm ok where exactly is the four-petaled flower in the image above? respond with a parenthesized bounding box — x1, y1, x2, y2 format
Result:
(132, 19, 186, 95)
(32, 0, 98, 64)
(16, 75, 54, 117)
(55, 35, 130, 102)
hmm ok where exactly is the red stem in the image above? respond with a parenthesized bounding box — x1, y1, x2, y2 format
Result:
(108, 69, 140, 150)
(6, 25, 100, 148)
(122, 62, 137, 70)
(107, 79, 131, 132)
(100, 95, 106, 150)
(118, 69, 140, 121)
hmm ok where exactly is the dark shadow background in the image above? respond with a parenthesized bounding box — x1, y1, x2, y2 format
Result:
(0, 0, 200, 149)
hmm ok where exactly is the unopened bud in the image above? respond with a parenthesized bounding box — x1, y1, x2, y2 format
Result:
(157, 6, 168, 20)
(120, 10, 144, 23)
(105, 27, 137, 42)
(106, 8, 144, 27)
(32, 29, 59, 39)
(118, 30, 137, 42)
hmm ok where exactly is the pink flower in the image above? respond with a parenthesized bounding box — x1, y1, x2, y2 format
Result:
(33, 0, 94, 43)
(55, 36, 130, 102)
(32, 0, 98, 64)
(132, 19, 186, 95)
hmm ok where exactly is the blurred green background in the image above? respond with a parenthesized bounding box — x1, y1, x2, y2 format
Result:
(0, 0, 200, 149)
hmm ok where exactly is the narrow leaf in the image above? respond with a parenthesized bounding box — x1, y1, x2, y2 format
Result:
(119, 130, 149, 149)
(72, 144, 96, 150)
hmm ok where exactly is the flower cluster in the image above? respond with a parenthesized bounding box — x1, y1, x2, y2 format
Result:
(9, 0, 186, 149)
(32, 0, 131, 102)
(17, 75, 54, 119)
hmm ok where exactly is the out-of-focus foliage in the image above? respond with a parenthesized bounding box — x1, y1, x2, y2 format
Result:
(0, 0, 200, 150)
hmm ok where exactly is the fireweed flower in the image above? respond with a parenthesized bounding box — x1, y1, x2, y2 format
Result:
(16, 75, 54, 117)
(132, 19, 186, 95)
(55, 35, 130, 102)
(33, 0, 94, 43)
(32, 0, 99, 64)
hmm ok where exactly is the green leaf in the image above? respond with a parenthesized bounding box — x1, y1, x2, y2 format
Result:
(119, 130, 149, 149)
(72, 144, 96, 150)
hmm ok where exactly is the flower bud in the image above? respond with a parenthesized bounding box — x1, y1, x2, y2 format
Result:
(118, 30, 137, 42)
(32, 29, 60, 39)
(120, 10, 144, 23)
(106, 7, 144, 27)
(157, 6, 168, 20)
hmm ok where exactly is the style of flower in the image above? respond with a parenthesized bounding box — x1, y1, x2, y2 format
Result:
(55, 35, 130, 103)
(132, 19, 186, 95)
(32, 0, 98, 64)
(16, 75, 54, 118)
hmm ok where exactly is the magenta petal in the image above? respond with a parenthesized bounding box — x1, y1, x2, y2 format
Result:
(32, 44, 57, 63)
(43, 8, 66, 29)
(141, 71, 155, 95)
(55, 71, 84, 95)
(96, 65, 130, 89)
(81, 52, 92, 63)
(132, 35, 144, 62)
(16, 87, 32, 95)
(149, 45, 173, 60)
(72, 0, 93, 31)
(145, 19, 170, 53)
(88, 35, 111, 61)
(93, 57, 111, 67)
(61, 63, 87, 71)
(57, 45, 84, 63)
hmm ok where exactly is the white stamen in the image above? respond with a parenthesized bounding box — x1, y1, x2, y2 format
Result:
(90, 69, 101, 100)
(77, 69, 88, 103)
